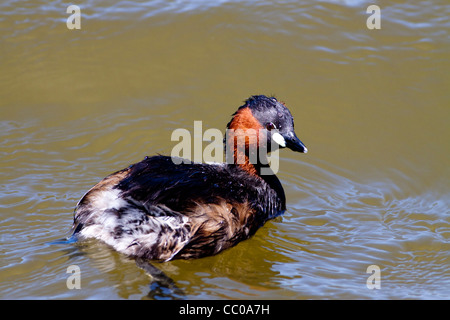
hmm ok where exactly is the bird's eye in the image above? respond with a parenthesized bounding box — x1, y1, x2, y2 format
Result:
(266, 122, 276, 130)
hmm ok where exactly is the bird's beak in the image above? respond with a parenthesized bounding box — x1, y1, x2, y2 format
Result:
(286, 134, 307, 153)
(273, 131, 307, 153)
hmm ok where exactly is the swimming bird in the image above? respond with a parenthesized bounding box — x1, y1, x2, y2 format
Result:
(71, 95, 307, 261)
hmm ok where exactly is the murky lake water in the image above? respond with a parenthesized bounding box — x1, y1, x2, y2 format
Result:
(1, 0, 449, 299)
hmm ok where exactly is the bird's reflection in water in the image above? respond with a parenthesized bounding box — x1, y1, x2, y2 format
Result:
(135, 258, 185, 300)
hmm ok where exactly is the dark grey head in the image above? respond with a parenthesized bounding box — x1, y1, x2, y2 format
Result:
(241, 95, 307, 153)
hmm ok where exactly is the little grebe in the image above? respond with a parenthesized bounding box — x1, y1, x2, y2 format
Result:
(71, 95, 307, 261)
